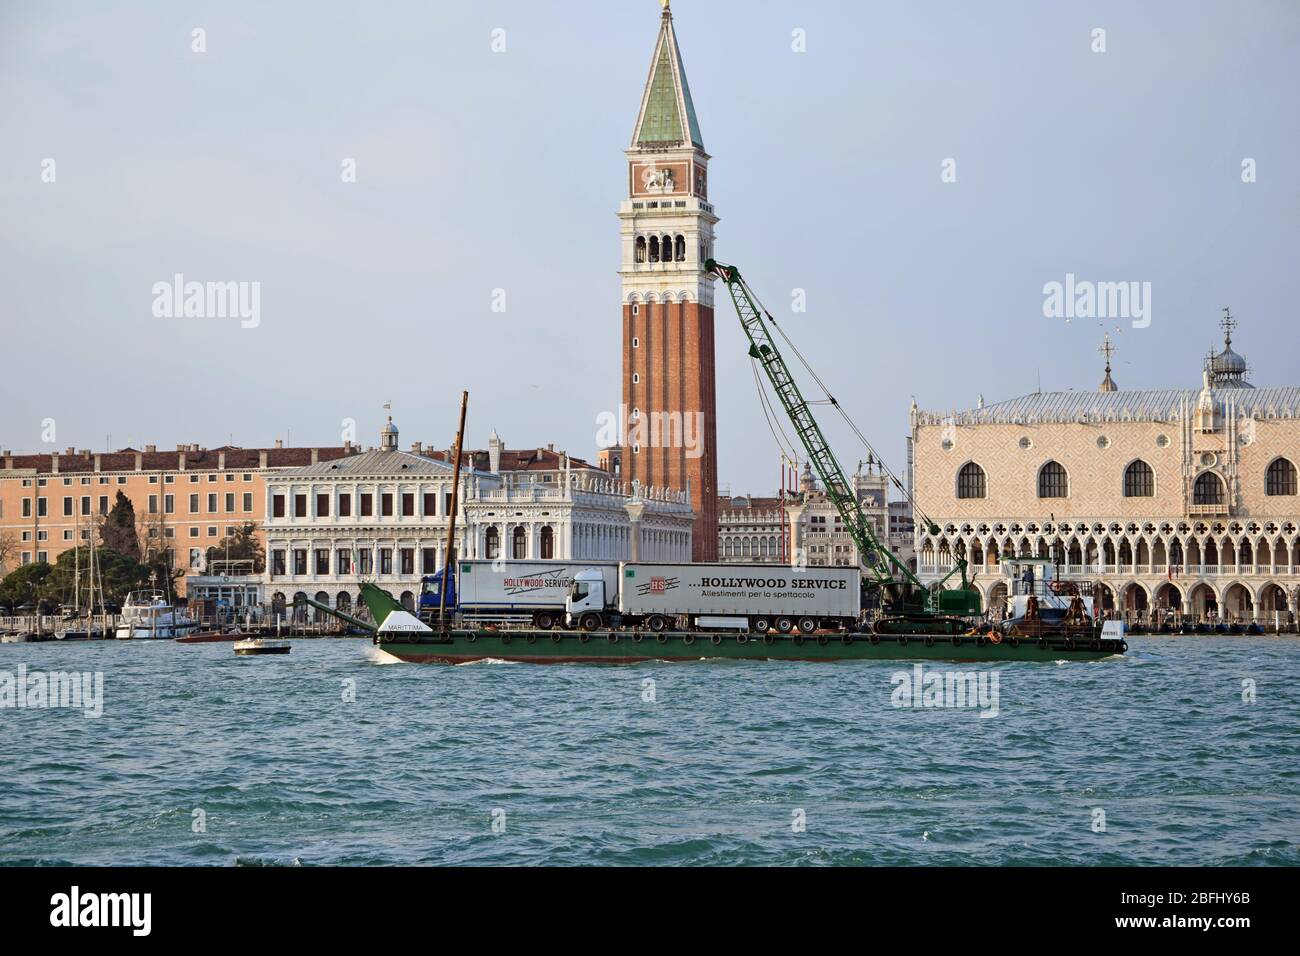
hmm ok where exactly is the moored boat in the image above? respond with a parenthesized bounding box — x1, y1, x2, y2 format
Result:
(114, 590, 199, 639)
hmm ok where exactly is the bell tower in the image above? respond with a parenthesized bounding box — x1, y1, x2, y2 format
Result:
(618, 0, 719, 561)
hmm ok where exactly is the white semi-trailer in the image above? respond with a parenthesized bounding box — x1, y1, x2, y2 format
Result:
(565, 562, 862, 633)
(420, 560, 620, 629)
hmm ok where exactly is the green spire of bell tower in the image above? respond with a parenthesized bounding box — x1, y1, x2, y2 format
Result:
(632, 2, 704, 149)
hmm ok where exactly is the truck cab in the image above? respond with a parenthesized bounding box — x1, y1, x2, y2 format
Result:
(565, 568, 609, 629)
(418, 569, 456, 618)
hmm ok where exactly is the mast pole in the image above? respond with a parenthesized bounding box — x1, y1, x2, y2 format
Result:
(438, 391, 469, 625)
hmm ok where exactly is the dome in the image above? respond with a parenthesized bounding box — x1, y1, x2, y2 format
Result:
(1210, 346, 1247, 374)
(380, 415, 399, 450)
(1206, 310, 1253, 388)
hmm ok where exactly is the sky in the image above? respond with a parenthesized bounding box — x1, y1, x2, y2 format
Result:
(2, 0, 1297, 496)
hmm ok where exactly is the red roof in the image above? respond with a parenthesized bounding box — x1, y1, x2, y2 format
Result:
(424, 448, 598, 473)
(1, 446, 354, 475)
(1, 444, 599, 476)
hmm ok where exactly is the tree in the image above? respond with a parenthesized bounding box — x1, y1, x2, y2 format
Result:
(135, 507, 183, 590)
(0, 561, 54, 613)
(101, 490, 140, 561)
(0, 529, 16, 577)
(44, 546, 154, 609)
(205, 522, 265, 574)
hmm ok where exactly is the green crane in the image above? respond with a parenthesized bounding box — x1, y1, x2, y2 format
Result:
(706, 259, 979, 616)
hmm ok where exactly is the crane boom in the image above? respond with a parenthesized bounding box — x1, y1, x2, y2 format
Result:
(707, 259, 976, 614)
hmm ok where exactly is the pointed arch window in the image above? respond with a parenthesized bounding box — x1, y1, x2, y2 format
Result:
(1124, 460, 1155, 497)
(1266, 458, 1297, 496)
(1038, 461, 1069, 498)
(956, 462, 986, 499)
(1193, 471, 1224, 505)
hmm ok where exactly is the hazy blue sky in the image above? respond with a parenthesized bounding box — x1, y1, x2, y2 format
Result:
(3, 1, 1297, 493)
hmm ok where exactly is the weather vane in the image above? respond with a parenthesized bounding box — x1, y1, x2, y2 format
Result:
(1220, 305, 1236, 343)
(1098, 332, 1116, 370)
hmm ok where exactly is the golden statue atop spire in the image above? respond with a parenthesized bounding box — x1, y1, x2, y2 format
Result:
(661, 0, 671, 14)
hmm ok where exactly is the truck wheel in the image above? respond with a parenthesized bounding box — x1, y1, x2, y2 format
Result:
(798, 617, 818, 635)
(535, 612, 554, 630)
(752, 617, 772, 634)
(776, 617, 794, 634)
(647, 614, 669, 633)
(580, 613, 602, 632)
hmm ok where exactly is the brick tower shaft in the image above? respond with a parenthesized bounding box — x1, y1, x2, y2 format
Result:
(618, 2, 718, 561)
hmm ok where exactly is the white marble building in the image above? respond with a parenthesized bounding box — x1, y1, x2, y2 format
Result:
(263, 419, 694, 612)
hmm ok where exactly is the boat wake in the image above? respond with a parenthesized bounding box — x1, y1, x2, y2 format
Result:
(364, 646, 404, 665)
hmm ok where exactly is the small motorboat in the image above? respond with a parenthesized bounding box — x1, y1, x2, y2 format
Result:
(233, 638, 291, 656)
(55, 623, 108, 641)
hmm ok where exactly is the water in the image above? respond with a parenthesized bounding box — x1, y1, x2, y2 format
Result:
(1, 637, 1296, 866)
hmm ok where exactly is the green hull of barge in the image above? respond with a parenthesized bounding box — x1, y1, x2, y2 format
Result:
(373, 628, 1126, 665)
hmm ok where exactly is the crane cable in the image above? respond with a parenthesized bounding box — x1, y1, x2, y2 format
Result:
(750, 356, 799, 465)
(738, 275, 935, 532)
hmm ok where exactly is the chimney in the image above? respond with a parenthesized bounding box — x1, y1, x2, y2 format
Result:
(311, 448, 319, 465)
(2, 451, 12, 470)
(218, 451, 226, 470)
(259, 451, 268, 468)
(274, 439, 283, 449)
(65, 446, 75, 456)
(134, 451, 143, 471)
(178, 450, 186, 471)
(547, 443, 554, 452)
(145, 444, 156, 453)
(411, 441, 423, 454)
(80, 449, 90, 460)
(93, 453, 102, 472)
(51, 452, 59, 473)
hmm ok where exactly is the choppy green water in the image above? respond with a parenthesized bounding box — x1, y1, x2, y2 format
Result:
(0, 636, 1296, 865)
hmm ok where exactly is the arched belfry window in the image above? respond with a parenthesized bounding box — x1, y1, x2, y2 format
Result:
(674, 234, 686, 262)
(1124, 460, 1155, 497)
(956, 462, 986, 499)
(1038, 461, 1068, 498)
(1266, 458, 1297, 496)
(648, 236, 660, 263)
(634, 236, 646, 263)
